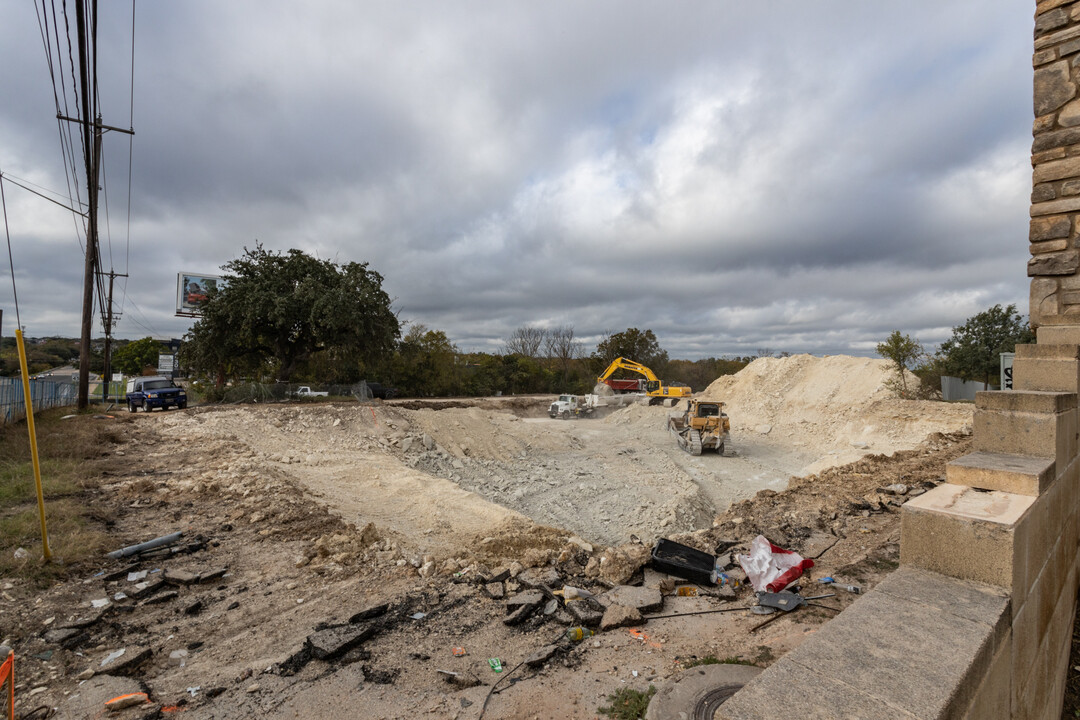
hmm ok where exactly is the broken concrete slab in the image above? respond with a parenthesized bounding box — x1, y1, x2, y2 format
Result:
(100, 647, 152, 676)
(596, 585, 663, 613)
(198, 568, 227, 583)
(799, 530, 839, 559)
(505, 590, 544, 611)
(566, 603, 603, 627)
(59, 611, 104, 630)
(43, 627, 84, 648)
(305, 624, 375, 661)
(503, 604, 538, 626)
(600, 604, 643, 631)
(348, 603, 389, 623)
(126, 579, 164, 599)
(517, 567, 561, 588)
(163, 569, 200, 585)
(142, 590, 178, 605)
(525, 644, 560, 667)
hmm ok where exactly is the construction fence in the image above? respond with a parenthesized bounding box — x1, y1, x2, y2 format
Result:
(0, 377, 78, 425)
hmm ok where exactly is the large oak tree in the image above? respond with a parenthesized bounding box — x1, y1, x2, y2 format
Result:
(182, 246, 399, 384)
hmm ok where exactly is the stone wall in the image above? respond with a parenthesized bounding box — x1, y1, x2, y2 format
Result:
(1032, 0, 1080, 331)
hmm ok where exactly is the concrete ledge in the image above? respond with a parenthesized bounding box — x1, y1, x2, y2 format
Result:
(718, 567, 1010, 720)
(900, 484, 1035, 588)
(974, 390, 1075, 414)
(1037, 325, 1080, 345)
(946, 451, 1056, 496)
(1014, 343, 1080, 393)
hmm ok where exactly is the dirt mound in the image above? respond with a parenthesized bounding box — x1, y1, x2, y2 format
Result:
(696, 354, 972, 474)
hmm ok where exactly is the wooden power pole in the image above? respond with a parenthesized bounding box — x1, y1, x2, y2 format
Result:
(68, 0, 132, 409)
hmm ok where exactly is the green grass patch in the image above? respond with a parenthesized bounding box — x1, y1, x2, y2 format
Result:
(598, 686, 656, 720)
(0, 459, 84, 505)
(0, 409, 119, 583)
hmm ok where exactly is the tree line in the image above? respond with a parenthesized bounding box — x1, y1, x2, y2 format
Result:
(877, 304, 1034, 398)
(171, 246, 752, 397)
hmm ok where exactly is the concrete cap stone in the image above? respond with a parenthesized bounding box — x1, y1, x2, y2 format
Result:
(717, 657, 921, 720)
(718, 570, 1008, 719)
(1015, 343, 1080, 360)
(904, 483, 1036, 526)
(946, 451, 1056, 496)
(1037, 325, 1080, 345)
(975, 389, 1075, 413)
(873, 567, 1010, 640)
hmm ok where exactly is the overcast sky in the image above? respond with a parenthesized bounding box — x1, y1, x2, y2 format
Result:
(0, 2, 1035, 359)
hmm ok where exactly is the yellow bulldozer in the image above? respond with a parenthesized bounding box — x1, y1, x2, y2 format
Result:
(668, 399, 730, 456)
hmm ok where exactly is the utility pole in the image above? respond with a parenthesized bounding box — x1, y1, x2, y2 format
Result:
(73, 0, 95, 410)
(68, 0, 132, 409)
(100, 270, 127, 403)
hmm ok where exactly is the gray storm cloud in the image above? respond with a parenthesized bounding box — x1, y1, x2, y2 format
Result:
(0, 1, 1034, 358)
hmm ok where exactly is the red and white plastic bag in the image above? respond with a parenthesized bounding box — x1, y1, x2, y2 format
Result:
(737, 535, 814, 593)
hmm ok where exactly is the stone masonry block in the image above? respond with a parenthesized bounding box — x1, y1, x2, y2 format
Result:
(973, 391, 1078, 467)
(1034, 61, 1076, 116)
(975, 389, 1075, 414)
(1028, 249, 1080, 275)
(1032, 155, 1080, 184)
(1014, 343, 1080, 393)
(1014, 457, 1075, 599)
(1032, 278, 1061, 327)
(1030, 196, 1080, 216)
(900, 484, 1035, 588)
(961, 628, 1011, 720)
(946, 451, 1055, 496)
(1011, 585, 1041, 707)
(1037, 324, 1080, 344)
(1017, 580, 1075, 716)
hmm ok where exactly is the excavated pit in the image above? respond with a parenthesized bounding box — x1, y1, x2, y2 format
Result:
(152, 355, 973, 555)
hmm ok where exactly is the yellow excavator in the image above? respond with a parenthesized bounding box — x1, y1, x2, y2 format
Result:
(596, 357, 692, 405)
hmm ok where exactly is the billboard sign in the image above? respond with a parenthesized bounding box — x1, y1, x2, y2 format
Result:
(158, 354, 176, 375)
(176, 273, 223, 316)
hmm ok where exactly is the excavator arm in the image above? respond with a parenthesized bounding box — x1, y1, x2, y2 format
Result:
(597, 357, 661, 385)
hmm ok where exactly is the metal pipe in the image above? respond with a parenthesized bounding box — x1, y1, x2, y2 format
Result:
(106, 531, 183, 559)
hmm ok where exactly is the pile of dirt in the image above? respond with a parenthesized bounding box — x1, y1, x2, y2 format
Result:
(697, 354, 973, 474)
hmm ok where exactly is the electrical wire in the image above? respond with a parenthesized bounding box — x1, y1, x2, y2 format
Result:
(0, 173, 84, 216)
(120, 0, 136, 319)
(1, 170, 22, 330)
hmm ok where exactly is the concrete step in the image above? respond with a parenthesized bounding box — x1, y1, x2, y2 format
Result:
(1014, 343, 1080, 393)
(946, 451, 1055, 496)
(900, 483, 1035, 589)
(973, 390, 1077, 467)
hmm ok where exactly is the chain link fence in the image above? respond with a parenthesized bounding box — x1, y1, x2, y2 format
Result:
(0, 377, 78, 425)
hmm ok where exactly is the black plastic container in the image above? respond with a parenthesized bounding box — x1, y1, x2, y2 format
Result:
(651, 539, 716, 585)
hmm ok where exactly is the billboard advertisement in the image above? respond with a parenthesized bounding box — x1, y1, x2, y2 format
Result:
(176, 273, 223, 316)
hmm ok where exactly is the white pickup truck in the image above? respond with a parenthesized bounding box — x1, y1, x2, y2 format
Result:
(294, 386, 329, 398)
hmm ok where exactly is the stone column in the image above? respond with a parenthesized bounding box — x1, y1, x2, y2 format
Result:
(1031, 2, 1080, 338)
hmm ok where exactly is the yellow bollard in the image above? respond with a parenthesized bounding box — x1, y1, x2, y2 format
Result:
(14, 330, 50, 562)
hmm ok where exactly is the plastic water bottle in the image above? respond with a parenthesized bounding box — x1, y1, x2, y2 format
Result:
(565, 627, 596, 642)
